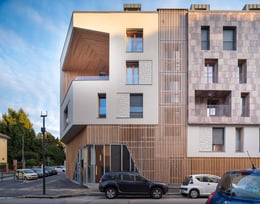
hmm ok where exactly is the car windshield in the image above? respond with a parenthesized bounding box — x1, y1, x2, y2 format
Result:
(24, 169, 34, 173)
(218, 171, 260, 200)
(182, 176, 192, 185)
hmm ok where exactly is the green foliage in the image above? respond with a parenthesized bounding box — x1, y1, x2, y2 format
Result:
(0, 108, 65, 168)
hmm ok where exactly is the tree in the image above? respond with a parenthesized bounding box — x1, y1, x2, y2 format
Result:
(0, 108, 65, 168)
(36, 132, 66, 165)
(0, 108, 36, 168)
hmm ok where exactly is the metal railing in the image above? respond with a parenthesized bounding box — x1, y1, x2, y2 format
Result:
(75, 76, 109, 81)
(195, 104, 231, 117)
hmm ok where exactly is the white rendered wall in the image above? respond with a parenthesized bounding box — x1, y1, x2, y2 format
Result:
(187, 126, 260, 158)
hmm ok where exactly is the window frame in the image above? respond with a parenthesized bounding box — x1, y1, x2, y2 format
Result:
(223, 26, 237, 50)
(126, 28, 143, 52)
(212, 127, 225, 152)
(130, 93, 143, 118)
(204, 59, 218, 83)
(126, 61, 139, 85)
(98, 93, 106, 118)
(201, 26, 210, 50)
(240, 92, 250, 117)
(235, 127, 244, 152)
(238, 59, 247, 84)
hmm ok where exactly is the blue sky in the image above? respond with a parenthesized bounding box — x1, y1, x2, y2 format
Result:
(0, 0, 258, 137)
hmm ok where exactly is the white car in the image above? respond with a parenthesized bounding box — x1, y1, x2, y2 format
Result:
(55, 165, 66, 172)
(180, 174, 220, 198)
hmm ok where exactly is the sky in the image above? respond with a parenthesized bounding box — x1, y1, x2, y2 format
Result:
(0, 0, 258, 138)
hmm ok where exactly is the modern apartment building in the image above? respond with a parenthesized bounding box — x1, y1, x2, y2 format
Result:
(60, 4, 260, 185)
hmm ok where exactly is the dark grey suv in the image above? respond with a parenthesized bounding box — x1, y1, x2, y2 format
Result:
(99, 171, 168, 199)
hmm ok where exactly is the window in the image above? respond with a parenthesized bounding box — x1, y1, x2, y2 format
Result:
(63, 105, 69, 128)
(204, 59, 218, 83)
(235, 128, 243, 152)
(126, 61, 139, 84)
(212, 127, 225, 152)
(241, 93, 249, 117)
(223, 27, 236, 50)
(98, 93, 106, 118)
(201, 26, 210, 50)
(238, 59, 247, 83)
(130, 94, 143, 118)
(126, 29, 143, 52)
(207, 100, 217, 116)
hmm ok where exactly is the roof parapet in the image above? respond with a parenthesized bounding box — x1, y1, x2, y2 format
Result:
(243, 4, 260, 10)
(123, 4, 141, 12)
(190, 4, 210, 11)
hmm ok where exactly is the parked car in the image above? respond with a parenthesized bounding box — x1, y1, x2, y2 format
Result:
(32, 168, 43, 178)
(205, 168, 260, 204)
(55, 165, 66, 172)
(16, 169, 38, 180)
(180, 174, 221, 198)
(45, 166, 57, 175)
(99, 171, 168, 199)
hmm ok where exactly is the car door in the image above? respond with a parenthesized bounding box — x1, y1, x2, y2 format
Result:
(134, 175, 150, 194)
(207, 176, 219, 194)
(117, 173, 135, 193)
(195, 176, 209, 195)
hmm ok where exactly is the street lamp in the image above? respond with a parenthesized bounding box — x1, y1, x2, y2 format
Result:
(22, 134, 25, 169)
(41, 112, 47, 195)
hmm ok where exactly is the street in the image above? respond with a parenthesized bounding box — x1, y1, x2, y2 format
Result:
(0, 172, 208, 203)
(0, 196, 207, 204)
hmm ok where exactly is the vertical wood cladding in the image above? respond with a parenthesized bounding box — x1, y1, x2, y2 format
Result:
(158, 9, 188, 183)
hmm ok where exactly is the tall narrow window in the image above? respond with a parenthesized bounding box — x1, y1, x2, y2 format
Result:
(212, 127, 225, 152)
(126, 29, 143, 52)
(223, 27, 236, 50)
(98, 93, 106, 118)
(126, 61, 139, 84)
(130, 94, 143, 118)
(241, 93, 249, 117)
(235, 128, 243, 152)
(238, 59, 247, 83)
(204, 59, 218, 83)
(201, 26, 210, 50)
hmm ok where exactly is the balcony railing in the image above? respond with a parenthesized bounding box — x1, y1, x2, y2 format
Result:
(75, 76, 109, 81)
(195, 104, 231, 117)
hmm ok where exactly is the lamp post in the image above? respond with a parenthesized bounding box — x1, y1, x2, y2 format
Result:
(22, 134, 25, 169)
(41, 112, 47, 195)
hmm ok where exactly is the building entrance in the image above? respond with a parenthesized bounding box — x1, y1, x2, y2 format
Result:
(73, 144, 137, 184)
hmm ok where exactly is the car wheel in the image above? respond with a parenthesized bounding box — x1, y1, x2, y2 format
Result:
(189, 189, 199, 198)
(105, 187, 117, 199)
(151, 187, 163, 199)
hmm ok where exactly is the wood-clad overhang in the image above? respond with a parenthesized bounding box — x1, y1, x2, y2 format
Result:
(62, 27, 109, 76)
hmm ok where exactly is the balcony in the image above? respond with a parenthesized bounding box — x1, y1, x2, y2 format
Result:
(189, 90, 232, 124)
(195, 104, 231, 117)
(75, 75, 109, 81)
